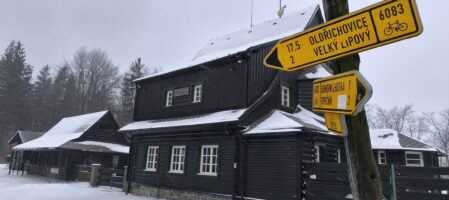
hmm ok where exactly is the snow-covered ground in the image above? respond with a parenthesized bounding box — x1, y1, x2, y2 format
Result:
(0, 164, 155, 200)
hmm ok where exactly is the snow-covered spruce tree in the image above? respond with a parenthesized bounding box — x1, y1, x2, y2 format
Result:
(0, 41, 33, 157)
(119, 58, 148, 125)
(31, 65, 53, 131)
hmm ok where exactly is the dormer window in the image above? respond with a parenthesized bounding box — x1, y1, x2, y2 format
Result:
(165, 90, 173, 107)
(193, 85, 202, 103)
(281, 85, 290, 107)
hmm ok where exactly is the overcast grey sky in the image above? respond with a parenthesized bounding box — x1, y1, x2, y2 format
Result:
(0, 0, 447, 113)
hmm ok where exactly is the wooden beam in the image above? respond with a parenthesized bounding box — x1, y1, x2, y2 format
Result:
(321, 1, 382, 199)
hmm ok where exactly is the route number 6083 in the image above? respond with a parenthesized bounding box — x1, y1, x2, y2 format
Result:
(379, 3, 405, 20)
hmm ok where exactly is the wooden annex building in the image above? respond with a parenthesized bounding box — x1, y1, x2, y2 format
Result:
(119, 5, 347, 200)
(7, 131, 44, 172)
(12, 111, 129, 180)
(370, 129, 444, 167)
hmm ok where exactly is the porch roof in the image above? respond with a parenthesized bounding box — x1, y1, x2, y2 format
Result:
(244, 106, 335, 136)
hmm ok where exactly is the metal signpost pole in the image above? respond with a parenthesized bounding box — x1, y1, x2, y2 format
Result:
(322, 1, 382, 199)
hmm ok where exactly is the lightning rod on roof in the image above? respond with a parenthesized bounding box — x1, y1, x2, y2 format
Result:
(278, 0, 287, 18)
(250, 0, 254, 28)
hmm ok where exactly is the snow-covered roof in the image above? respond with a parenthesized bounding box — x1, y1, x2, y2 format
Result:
(8, 131, 44, 144)
(245, 106, 332, 135)
(14, 111, 108, 150)
(370, 129, 439, 152)
(135, 5, 320, 82)
(120, 109, 246, 132)
(192, 5, 319, 63)
(60, 141, 129, 154)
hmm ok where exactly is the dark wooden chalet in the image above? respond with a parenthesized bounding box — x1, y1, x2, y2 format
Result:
(370, 129, 444, 167)
(12, 111, 129, 180)
(119, 5, 348, 200)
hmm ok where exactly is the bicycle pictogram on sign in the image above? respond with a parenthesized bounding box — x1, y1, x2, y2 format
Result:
(384, 20, 408, 36)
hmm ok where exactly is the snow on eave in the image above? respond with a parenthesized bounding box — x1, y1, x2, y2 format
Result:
(244, 106, 330, 135)
(119, 109, 246, 132)
(60, 141, 129, 154)
(245, 110, 304, 134)
(14, 111, 109, 150)
(370, 146, 438, 152)
(134, 5, 320, 83)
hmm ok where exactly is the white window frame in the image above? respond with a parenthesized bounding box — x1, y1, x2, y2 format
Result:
(199, 145, 219, 176)
(165, 90, 173, 107)
(169, 145, 186, 173)
(145, 146, 159, 172)
(281, 85, 290, 107)
(405, 151, 424, 167)
(378, 150, 387, 165)
(337, 149, 342, 163)
(314, 144, 325, 163)
(193, 85, 202, 103)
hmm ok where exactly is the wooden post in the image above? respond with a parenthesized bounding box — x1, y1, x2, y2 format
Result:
(322, 1, 382, 199)
(122, 166, 129, 192)
(8, 151, 13, 175)
(90, 164, 101, 187)
(390, 164, 397, 200)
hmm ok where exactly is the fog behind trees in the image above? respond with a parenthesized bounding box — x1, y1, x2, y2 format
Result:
(0, 40, 160, 160)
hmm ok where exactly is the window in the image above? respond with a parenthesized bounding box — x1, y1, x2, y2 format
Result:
(173, 86, 189, 97)
(193, 85, 202, 103)
(169, 146, 186, 173)
(145, 146, 159, 171)
(112, 155, 119, 169)
(405, 151, 423, 167)
(199, 145, 219, 176)
(314, 144, 326, 163)
(165, 90, 173, 107)
(281, 85, 290, 107)
(378, 150, 386, 165)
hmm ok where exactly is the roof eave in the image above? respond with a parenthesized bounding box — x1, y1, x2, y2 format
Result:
(120, 120, 244, 136)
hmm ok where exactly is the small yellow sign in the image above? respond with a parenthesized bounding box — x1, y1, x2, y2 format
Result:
(324, 113, 347, 136)
(264, 0, 423, 71)
(313, 71, 372, 116)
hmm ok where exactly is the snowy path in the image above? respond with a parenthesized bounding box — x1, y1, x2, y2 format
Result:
(0, 165, 155, 200)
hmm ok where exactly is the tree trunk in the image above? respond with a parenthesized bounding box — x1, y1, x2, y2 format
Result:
(322, 1, 383, 199)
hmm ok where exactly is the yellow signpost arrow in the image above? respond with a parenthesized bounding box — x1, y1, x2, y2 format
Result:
(324, 113, 348, 136)
(264, 0, 422, 71)
(313, 70, 372, 116)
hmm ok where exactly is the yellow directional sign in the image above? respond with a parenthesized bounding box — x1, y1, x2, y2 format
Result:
(313, 70, 372, 116)
(325, 113, 347, 136)
(264, 0, 423, 71)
